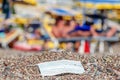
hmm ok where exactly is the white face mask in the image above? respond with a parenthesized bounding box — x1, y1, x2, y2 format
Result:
(37, 60, 85, 77)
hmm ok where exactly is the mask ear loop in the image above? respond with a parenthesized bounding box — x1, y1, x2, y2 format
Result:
(25, 64, 45, 79)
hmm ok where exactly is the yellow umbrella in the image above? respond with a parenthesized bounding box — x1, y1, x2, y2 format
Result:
(114, 4, 120, 9)
(23, 0, 37, 5)
(80, 2, 94, 9)
(75, 14, 83, 20)
(15, 17, 28, 24)
(80, 3, 113, 9)
(96, 3, 113, 9)
(78, 0, 120, 10)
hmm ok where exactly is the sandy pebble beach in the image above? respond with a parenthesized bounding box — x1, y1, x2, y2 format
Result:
(0, 48, 120, 80)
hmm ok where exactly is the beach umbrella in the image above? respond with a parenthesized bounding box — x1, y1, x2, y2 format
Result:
(48, 8, 74, 20)
(114, 4, 120, 9)
(79, 0, 120, 9)
(13, 0, 37, 5)
(23, 0, 37, 5)
(48, 8, 83, 20)
(49, 8, 74, 16)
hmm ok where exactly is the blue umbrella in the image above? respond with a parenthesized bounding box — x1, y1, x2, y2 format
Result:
(49, 8, 74, 16)
(79, 0, 120, 9)
(79, 0, 120, 3)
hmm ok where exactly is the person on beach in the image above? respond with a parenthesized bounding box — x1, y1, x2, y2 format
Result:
(91, 19, 119, 37)
(52, 16, 65, 38)
(62, 19, 77, 38)
(68, 18, 93, 37)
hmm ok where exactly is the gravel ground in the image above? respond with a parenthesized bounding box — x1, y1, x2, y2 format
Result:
(0, 42, 120, 80)
(0, 49, 119, 80)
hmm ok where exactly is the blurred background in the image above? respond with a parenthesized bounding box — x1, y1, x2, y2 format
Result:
(0, 0, 120, 54)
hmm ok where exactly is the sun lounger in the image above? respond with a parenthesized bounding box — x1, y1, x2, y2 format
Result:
(0, 29, 22, 48)
(42, 19, 59, 48)
(58, 36, 120, 54)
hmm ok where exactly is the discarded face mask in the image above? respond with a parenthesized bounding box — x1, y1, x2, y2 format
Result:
(37, 60, 85, 77)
